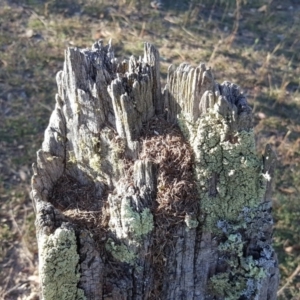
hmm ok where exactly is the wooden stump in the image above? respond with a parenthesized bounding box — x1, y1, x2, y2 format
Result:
(31, 41, 279, 300)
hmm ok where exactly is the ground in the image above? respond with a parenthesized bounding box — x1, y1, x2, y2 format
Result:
(0, 0, 300, 299)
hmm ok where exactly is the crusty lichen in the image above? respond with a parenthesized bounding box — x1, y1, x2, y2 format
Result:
(178, 96, 274, 299)
(39, 227, 85, 300)
(121, 196, 154, 238)
(209, 202, 275, 298)
(109, 136, 126, 178)
(67, 150, 77, 164)
(89, 153, 102, 173)
(106, 196, 154, 265)
(105, 238, 136, 265)
(184, 213, 199, 230)
(178, 104, 269, 231)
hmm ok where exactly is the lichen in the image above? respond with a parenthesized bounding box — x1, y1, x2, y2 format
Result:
(184, 213, 199, 230)
(39, 227, 85, 300)
(209, 272, 247, 300)
(178, 97, 274, 299)
(121, 196, 154, 238)
(89, 153, 102, 173)
(68, 150, 77, 164)
(110, 137, 126, 177)
(105, 196, 154, 265)
(178, 104, 269, 231)
(105, 238, 136, 265)
(209, 202, 275, 298)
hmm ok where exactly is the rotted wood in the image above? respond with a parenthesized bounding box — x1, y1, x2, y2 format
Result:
(31, 40, 279, 300)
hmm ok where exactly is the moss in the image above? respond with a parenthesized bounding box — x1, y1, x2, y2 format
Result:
(105, 238, 136, 265)
(39, 227, 85, 300)
(121, 196, 154, 238)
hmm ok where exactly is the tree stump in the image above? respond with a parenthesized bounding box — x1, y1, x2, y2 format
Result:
(31, 41, 279, 300)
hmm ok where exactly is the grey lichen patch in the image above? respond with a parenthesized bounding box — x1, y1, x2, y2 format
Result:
(121, 196, 154, 239)
(210, 202, 276, 299)
(39, 227, 86, 300)
(105, 238, 136, 265)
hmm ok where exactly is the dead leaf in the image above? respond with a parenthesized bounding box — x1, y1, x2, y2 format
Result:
(19, 170, 27, 181)
(278, 187, 297, 194)
(256, 112, 266, 120)
(258, 5, 267, 13)
(284, 245, 300, 253)
(25, 29, 34, 38)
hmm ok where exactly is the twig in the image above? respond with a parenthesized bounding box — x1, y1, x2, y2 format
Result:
(277, 264, 300, 297)
(226, 0, 241, 47)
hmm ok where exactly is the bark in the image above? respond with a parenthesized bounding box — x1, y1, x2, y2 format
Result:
(31, 40, 279, 300)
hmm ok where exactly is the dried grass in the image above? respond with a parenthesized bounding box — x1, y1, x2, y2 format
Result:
(140, 116, 199, 222)
(48, 174, 110, 251)
(139, 116, 200, 297)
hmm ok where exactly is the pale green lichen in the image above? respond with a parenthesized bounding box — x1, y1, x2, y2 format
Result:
(184, 214, 199, 230)
(105, 238, 136, 265)
(197, 127, 265, 230)
(67, 150, 77, 164)
(218, 233, 267, 279)
(109, 137, 126, 178)
(178, 105, 269, 231)
(209, 273, 247, 300)
(209, 233, 267, 299)
(106, 197, 154, 265)
(89, 153, 102, 173)
(121, 196, 154, 238)
(211, 201, 276, 298)
(39, 227, 85, 300)
(178, 100, 273, 299)
(68, 128, 126, 182)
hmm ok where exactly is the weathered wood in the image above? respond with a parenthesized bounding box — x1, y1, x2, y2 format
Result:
(31, 41, 279, 299)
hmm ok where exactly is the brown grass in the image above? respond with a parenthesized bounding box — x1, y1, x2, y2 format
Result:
(140, 116, 199, 220)
(139, 116, 200, 297)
